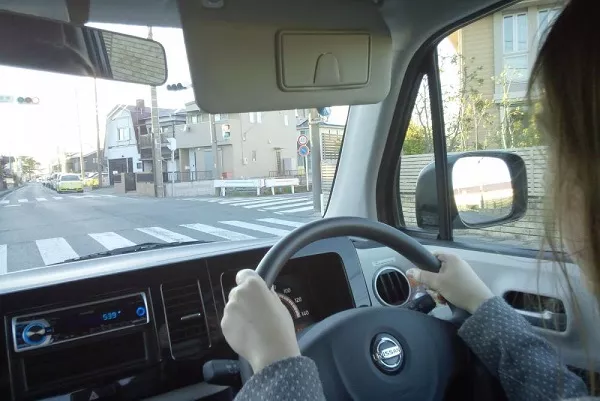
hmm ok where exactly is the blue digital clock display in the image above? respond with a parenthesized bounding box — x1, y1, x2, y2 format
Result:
(102, 310, 121, 321)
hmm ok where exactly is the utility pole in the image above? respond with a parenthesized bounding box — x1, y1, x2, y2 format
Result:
(94, 79, 102, 188)
(209, 113, 221, 181)
(309, 108, 322, 213)
(148, 26, 165, 197)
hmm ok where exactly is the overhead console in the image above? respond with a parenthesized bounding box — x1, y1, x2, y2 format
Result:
(0, 237, 369, 400)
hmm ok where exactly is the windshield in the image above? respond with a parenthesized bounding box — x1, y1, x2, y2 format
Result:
(0, 24, 348, 273)
(60, 175, 80, 181)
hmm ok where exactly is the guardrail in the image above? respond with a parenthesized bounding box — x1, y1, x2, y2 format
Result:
(265, 178, 300, 195)
(214, 179, 264, 196)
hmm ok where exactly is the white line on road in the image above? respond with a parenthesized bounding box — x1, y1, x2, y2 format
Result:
(260, 201, 313, 211)
(220, 221, 290, 236)
(3, 205, 20, 208)
(225, 198, 297, 207)
(277, 206, 315, 214)
(181, 223, 256, 241)
(100, 195, 116, 198)
(36, 197, 47, 202)
(53, 196, 63, 200)
(18, 199, 28, 203)
(89, 232, 136, 250)
(0, 200, 8, 204)
(36, 238, 79, 265)
(243, 198, 311, 209)
(0, 244, 6, 275)
(257, 218, 305, 228)
(136, 227, 195, 243)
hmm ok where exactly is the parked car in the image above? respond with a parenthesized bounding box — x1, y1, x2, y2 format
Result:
(55, 174, 83, 193)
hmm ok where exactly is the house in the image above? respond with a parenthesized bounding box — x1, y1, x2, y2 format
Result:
(104, 99, 182, 185)
(138, 110, 186, 172)
(64, 150, 105, 174)
(451, 0, 562, 148)
(175, 103, 297, 179)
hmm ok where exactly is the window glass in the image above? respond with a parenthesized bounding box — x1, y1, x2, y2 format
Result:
(398, 0, 565, 250)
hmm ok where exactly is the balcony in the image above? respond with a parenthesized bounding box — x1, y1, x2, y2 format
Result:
(139, 132, 175, 149)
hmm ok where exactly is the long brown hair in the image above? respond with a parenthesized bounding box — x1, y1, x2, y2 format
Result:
(529, 0, 599, 393)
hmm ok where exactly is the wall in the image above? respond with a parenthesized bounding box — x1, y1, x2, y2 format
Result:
(165, 180, 214, 197)
(136, 181, 155, 196)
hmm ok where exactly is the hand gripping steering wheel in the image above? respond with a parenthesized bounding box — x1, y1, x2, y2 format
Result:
(241, 216, 472, 401)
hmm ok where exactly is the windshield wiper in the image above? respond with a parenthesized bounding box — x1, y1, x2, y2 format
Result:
(57, 241, 212, 264)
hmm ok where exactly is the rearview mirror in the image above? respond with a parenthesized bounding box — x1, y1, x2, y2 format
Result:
(415, 152, 528, 230)
(0, 11, 167, 86)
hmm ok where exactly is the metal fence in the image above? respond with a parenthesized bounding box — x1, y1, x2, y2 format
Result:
(136, 173, 154, 183)
(163, 171, 213, 183)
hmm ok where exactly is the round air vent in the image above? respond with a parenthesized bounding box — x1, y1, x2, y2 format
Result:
(374, 267, 411, 306)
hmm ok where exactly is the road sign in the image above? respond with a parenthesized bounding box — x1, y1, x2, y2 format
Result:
(298, 144, 310, 157)
(0, 95, 13, 103)
(297, 134, 308, 146)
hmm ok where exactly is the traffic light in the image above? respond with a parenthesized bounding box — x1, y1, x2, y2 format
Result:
(16, 96, 40, 105)
(166, 83, 186, 91)
(221, 124, 231, 140)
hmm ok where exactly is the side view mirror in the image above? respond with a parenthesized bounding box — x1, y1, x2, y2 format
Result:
(415, 152, 528, 230)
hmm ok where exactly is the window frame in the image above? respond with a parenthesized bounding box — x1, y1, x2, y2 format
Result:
(502, 12, 529, 82)
(375, 3, 550, 260)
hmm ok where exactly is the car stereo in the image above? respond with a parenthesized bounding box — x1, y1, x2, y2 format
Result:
(11, 292, 149, 352)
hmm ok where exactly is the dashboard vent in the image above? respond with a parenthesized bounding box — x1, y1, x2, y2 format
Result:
(374, 267, 411, 306)
(161, 280, 210, 359)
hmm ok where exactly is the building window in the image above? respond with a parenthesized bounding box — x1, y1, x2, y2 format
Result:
(502, 12, 528, 81)
(190, 114, 199, 124)
(118, 127, 130, 141)
(136, 162, 142, 169)
(249, 112, 255, 123)
(284, 114, 289, 126)
(257, 112, 262, 123)
(252, 150, 257, 162)
(538, 8, 560, 44)
(214, 113, 229, 122)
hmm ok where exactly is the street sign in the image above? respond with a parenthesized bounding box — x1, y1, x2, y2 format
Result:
(297, 134, 308, 146)
(298, 145, 310, 157)
(0, 95, 13, 103)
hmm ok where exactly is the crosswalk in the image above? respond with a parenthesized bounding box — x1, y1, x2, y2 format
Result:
(179, 195, 316, 215)
(0, 217, 313, 273)
(1, 194, 117, 206)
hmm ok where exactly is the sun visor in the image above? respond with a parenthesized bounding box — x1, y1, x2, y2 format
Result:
(177, 0, 392, 113)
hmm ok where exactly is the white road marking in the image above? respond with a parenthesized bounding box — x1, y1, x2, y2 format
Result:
(0, 245, 7, 275)
(89, 232, 136, 250)
(18, 199, 28, 203)
(223, 198, 291, 207)
(36, 238, 79, 265)
(3, 205, 20, 208)
(257, 218, 305, 228)
(242, 198, 311, 209)
(277, 206, 315, 214)
(99, 195, 116, 198)
(136, 227, 195, 243)
(0, 200, 9, 204)
(53, 196, 63, 200)
(36, 197, 47, 202)
(260, 201, 313, 210)
(181, 223, 256, 241)
(220, 221, 290, 236)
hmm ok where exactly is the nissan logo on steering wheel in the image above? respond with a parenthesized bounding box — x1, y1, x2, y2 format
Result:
(371, 333, 404, 374)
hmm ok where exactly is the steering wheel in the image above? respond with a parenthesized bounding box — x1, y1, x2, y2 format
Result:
(242, 216, 472, 400)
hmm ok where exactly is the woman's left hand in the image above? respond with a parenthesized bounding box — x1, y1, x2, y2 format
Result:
(221, 269, 300, 373)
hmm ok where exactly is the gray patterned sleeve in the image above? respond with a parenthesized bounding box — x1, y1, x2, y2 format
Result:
(458, 296, 589, 401)
(234, 356, 326, 401)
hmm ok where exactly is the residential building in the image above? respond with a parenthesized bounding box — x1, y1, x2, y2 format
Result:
(104, 99, 183, 184)
(175, 102, 297, 179)
(138, 110, 186, 172)
(64, 150, 105, 174)
(451, 0, 562, 147)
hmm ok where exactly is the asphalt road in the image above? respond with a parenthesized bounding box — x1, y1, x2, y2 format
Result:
(0, 184, 319, 274)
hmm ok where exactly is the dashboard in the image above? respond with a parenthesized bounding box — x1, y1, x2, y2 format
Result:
(0, 236, 393, 401)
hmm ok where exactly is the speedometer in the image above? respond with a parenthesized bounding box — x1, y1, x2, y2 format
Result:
(273, 282, 313, 332)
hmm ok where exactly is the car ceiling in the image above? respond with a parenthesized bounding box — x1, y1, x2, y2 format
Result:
(0, 0, 510, 34)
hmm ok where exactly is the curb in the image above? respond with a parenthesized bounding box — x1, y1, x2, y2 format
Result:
(0, 187, 17, 200)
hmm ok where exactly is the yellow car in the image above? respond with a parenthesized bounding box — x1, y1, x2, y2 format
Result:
(56, 174, 84, 193)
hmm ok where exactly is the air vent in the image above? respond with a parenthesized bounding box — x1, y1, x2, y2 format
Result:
(374, 267, 411, 306)
(161, 280, 210, 359)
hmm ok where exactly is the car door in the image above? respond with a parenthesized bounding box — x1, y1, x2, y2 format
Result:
(376, 0, 600, 390)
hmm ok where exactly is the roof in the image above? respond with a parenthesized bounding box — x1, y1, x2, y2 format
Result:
(295, 117, 345, 130)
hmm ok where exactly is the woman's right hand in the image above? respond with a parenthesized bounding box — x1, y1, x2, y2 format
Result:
(406, 252, 494, 314)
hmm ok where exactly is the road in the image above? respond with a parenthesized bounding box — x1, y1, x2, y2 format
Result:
(0, 184, 319, 274)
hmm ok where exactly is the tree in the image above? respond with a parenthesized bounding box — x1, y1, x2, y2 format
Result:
(19, 156, 40, 179)
(402, 122, 429, 155)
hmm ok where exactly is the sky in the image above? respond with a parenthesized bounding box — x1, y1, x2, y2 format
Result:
(0, 22, 349, 169)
